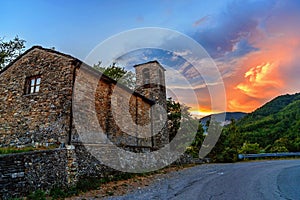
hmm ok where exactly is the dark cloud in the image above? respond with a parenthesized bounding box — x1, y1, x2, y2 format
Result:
(188, 0, 300, 112)
(190, 0, 277, 58)
(225, 39, 258, 58)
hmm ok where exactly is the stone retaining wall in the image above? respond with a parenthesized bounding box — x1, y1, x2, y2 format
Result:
(0, 145, 202, 199)
(0, 148, 76, 199)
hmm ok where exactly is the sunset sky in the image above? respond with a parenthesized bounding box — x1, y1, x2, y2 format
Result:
(1, 0, 300, 117)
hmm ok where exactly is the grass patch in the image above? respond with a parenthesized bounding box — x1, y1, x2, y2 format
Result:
(0, 146, 36, 154)
(0, 145, 58, 155)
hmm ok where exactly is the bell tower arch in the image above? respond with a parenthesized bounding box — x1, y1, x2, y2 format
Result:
(134, 60, 166, 108)
(134, 61, 168, 148)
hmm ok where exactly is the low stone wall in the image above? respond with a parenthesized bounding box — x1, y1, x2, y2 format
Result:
(74, 144, 117, 178)
(172, 153, 204, 165)
(0, 145, 202, 199)
(0, 148, 77, 199)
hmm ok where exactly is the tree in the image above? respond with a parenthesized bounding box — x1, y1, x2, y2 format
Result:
(167, 97, 181, 141)
(239, 142, 261, 154)
(0, 36, 26, 70)
(269, 138, 289, 153)
(206, 121, 231, 162)
(206, 119, 243, 162)
(166, 97, 199, 153)
(186, 123, 205, 158)
(93, 62, 136, 89)
(226, 119, 243, 154)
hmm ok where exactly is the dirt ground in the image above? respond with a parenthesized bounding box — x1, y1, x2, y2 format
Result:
(66, 164, 196, 199)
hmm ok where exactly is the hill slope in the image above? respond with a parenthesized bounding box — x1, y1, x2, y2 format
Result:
(238, 93, 300, 125)
(237, 93, 300, 151)
(207, 93, 300, 163)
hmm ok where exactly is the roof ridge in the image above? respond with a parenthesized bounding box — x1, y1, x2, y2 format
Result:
(0, 45, 80, 75)
(0, 45, 155, 104)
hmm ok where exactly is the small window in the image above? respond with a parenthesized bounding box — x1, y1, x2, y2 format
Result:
(142, 68, 150, 84)
(25, 76, 41, 94)
(159, 70, 163, 84)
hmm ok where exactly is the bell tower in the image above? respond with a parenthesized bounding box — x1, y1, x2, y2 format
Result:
(134, 60, 166, 107)
(134, 61, 168, 148)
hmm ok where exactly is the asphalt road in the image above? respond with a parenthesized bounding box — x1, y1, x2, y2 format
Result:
(107, 159, 300, 200)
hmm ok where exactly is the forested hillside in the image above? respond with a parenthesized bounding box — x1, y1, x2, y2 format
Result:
(207, 93, 300, 162)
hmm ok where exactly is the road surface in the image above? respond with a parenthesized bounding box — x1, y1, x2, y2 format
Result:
(107, 159, 300, 200)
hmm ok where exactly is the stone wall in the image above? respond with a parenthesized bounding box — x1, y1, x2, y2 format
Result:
(0, 46, 168, 151)
(0, 46, 172, 198)
(72, 65, 154, 149)
(0, 47, 75, 147)
(73, 144, 117, 178)
(0, 145, 203, 199)
(0, 148, 77, 199)
(172, 153, 204, 165)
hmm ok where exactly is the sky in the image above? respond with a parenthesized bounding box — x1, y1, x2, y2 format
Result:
(1, 0, 300, 117)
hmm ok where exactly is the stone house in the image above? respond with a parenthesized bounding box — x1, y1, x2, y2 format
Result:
(0, 46, 168, 151)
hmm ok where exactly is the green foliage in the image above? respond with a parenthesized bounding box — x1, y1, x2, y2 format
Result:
(225, 119, 243, 152)
(239, 93, 300, 123)
(49, 186, 74, 199)
(239, 142, 261, 154)
(269, 138, 289, 153)
(93, 62, 136, 89)
(0, 144, 58, 155)
(236, 94, 300, 152)
(75, 177, 103, 192)
(27, 190, 46, 200)
(8, 198, 23, 200)
(167, 97, 181, 141)
(0, 36, 26, 70)
(166, 97, 200, 154)
(208, 120, 241, 162)
(0, 146, 36, 154)
(186, 123, 205, 158)
(208, 93, 300, 163)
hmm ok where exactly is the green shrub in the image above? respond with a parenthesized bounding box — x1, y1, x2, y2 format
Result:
(76, 177, 102, 192)
(49, 187, 67, 199)
(27, 190, 46, 200)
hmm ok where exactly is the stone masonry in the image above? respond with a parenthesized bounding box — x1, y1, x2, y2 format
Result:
(0, 46, 168, 149)
(0, 147, 77, 199)
(0, 47, 75, 147)
(0, 46, 169, 198)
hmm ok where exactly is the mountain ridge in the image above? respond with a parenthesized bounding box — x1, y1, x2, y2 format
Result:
(200, 112, 247, 125)
(236, 92, 300, 151)
(207, 92, 300, 162)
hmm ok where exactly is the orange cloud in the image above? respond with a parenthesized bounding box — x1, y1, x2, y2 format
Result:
(189, 1, 300, 116)
(222, 29, 300, 113)
(236, 62, 283, 98)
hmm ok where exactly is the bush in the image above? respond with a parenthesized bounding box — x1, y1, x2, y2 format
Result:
(27, 190, 46, 200)
(49, 187, 67, 199)
(239, 142, 260, 154)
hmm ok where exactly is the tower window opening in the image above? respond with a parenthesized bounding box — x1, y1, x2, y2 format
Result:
(159, 69, 163, 85)
(143, 68, 150, 84)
